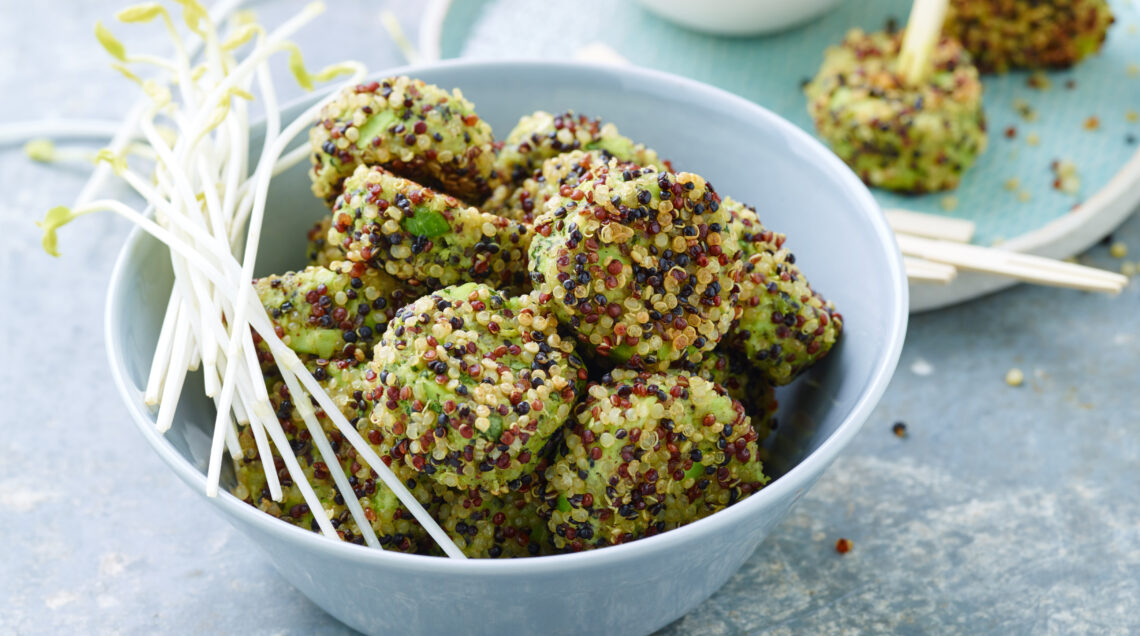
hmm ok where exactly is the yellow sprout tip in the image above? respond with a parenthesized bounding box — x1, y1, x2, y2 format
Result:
(95, 21, 127, 62)
(116, 3, 166, 23)
(287, 45, 314, 91)
(94, 149, 129, 175)
(37, 206, 78, 257)
(24, 139, 56, 163)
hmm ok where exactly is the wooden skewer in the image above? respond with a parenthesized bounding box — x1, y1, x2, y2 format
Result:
(885, 208, 975, 243)
(904, 256, 957, 283)
(897, 0, 950, 85)
(896, 234, 1128, 293)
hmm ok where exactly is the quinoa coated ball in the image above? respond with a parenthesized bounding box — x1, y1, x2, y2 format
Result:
(528, 160, 742, 371)
(537, 369, 767, 552)
(436, 487, 552, 558)
(328, 165, 532, 291)
(254, 261, 417, 361)
(369, 283, 587, 494)
(232, 362, 437, 552)
(681, 348, 778, 441)
(721, 198, 842, 386)
(805, 28, 988, 193)
(944, 0, 1114, 73)
(309, 76, 497, 205)
(493, 110, 663, 188)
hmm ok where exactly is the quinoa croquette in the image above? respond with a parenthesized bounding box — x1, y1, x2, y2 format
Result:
(528, 159, 741, 371)
(309, 76, 497, 204)
(805, 28, 988, 193)
(537, 369, 767, 552)
(369, 283, 587, 494)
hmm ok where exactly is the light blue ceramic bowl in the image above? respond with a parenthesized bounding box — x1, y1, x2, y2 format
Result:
(105, 60, 907, 636)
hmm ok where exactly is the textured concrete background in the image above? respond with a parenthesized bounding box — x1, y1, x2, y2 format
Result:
(2, 1, 1138, 634)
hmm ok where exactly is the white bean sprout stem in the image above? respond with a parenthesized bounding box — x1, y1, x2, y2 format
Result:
(38, 0, 466, 559)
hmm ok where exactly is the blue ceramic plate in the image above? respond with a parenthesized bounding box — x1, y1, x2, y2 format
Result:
(425, 0, 1140, 310)
(106, 60, 907, 635)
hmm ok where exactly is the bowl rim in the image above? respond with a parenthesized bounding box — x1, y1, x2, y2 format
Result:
(104, 57, 908, 575)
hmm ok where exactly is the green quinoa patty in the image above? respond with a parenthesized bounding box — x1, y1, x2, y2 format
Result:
(805, 28, 988, 194)
(722, 198, 842, 386)
(494, 110, 663, 187)
(328, 165, 532, 291)
(528, 159, 741, 371)
(309, 76, 496, 204)
(370, 283, 587, 494)
(254, 261, 417, 361)
(944, 0, 1114, 73)
(237, 357, 554, 558)
(538, 369, 767, 552)
(436, 487, 552, 558)
(232, 362, 437, 551)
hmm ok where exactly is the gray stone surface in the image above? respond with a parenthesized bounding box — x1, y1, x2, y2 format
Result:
(2, 1, 1138, 634)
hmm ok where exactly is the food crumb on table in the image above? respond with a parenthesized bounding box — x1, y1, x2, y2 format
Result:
(910, 358, 934, 376)
(1110, 242, 1129, 259)
(1127, 63, 1139, 77)
(941, 195, 959, 211)
(1126, 110, 1138, 123)
(1026, 132, 1040, 146)
(1005, 368, 1025, 387)
(891, 421, 907, 438)
(1051, 159, 1080, 195)
(1121, 262, 1137, 277)
(1017, 190, 1032, 202)
(1013, 99, 1038, 122)
(1084, 116, 1100, 131)
(1027, 71, 1052, 90)
(1004, 177, 1020, 191)
(835, 538, 853, 554)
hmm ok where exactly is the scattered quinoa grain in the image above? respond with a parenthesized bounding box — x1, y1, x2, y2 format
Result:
(941, 195, 959, 211)
(1005, 368, 1024, 387)
(891, 421, 907, 438)
(1109, 242, 1128, 259)
(835, 538, 853, 554)
(1026, 132, 1040, 146)
(1051, 160, 1080, 195)
(1013, 99, 1038, 122)
(1004, 177, 1020, 191)
(1121, 262, 1136, 277)
(1084, 116, 1100, 131)
(1126, 110, 1138, 123)
(1027, 71, 1051, 90)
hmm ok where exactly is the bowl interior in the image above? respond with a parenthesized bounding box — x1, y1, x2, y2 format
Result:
(107, 60, 905, 568)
